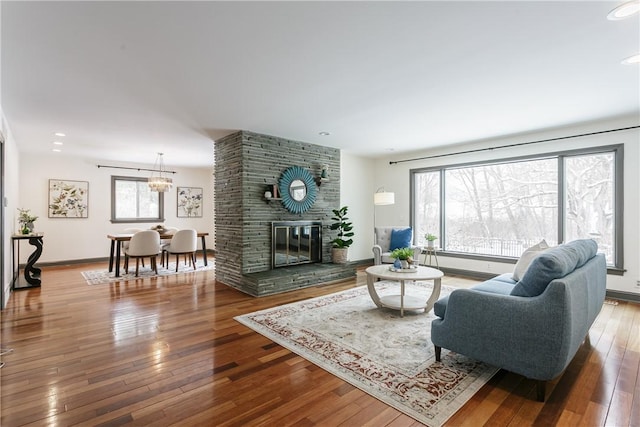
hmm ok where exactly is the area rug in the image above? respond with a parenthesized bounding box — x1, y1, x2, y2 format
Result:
(81, 260, 214, 285)
(235, 281, 499, 427)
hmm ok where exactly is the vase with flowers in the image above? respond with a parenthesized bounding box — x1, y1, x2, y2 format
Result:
(18, 208, 38, 234)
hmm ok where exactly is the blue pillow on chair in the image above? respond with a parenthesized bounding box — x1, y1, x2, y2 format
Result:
(389, 228, 412, 251)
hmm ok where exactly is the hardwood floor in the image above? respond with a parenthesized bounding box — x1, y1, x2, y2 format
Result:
(1, 259, 639, 426)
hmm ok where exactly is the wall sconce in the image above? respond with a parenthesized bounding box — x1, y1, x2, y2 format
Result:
(315, 164, 329, 186)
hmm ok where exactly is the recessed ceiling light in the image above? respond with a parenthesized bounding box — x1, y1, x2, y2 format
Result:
(54, 132, 66, 137)
(52, 148, 62, 152)
(53, 141, 63, 145)
(318, 131, 331, 136)
(607, 0, 640, 20)
(622, 54, 640, 64)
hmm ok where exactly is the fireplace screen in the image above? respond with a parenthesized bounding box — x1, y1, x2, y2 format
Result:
(272, 221, 322, 268)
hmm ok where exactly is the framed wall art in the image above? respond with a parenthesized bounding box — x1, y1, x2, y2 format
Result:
(48, 179, 89, 218)
(177, 186, 203, 218)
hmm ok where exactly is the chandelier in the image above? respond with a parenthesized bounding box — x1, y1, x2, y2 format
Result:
(148, 152, 173, 192)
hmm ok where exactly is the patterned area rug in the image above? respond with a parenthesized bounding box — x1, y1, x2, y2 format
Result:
(235, 282, 499, 427)
(81, 260, 214, 285)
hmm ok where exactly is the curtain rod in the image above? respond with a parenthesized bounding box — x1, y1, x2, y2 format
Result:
(96, 164, 177, 174)
(389, 125, 639, 165)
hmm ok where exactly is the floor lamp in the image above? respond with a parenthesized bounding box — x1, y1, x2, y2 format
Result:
(373, 187, 395, 243)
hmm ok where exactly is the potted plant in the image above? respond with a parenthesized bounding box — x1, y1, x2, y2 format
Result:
(330, 206, 354, 264)
(390, 247, 415, 269)
(425, 233, 438, 248)
(17, 208, 38, 234)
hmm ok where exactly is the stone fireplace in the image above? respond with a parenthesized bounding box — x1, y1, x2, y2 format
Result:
(214, 130, 355, 296)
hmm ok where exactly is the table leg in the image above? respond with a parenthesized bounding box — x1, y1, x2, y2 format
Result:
(400, 279, 405, 317)
(201, 236, 208, 266)
(425, 277, 442, 313)
(115, 242, 122, 277)
(14, 237, 43, 290)
(366, 273, 383, 308)
(108, 240, 115, 272)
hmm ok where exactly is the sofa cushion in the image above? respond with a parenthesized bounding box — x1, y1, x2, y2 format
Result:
(512, 240, 549, 281)
(434, 277, 516, 319)
(389, 227, 412, 251)
(511, 239, 598, 297)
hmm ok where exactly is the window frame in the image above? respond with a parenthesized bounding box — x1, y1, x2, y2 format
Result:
(110, 175, 165, 224)
(410, 144, 624, 273)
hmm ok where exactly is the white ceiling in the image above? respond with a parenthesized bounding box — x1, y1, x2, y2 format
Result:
(2, 1, 638, 168)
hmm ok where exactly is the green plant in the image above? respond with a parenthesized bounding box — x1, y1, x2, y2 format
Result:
(330, 206, 354, 248)
(425, 233, 438, 242)
(17, 208, 38, 225)
(390, 247, 414, 260)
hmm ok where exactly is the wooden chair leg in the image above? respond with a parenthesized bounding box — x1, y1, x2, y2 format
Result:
(152, 256, 158, 274)
(175, 254, 179, 272)
(135, 258, 140, 277)
(435, 345, 442, 362)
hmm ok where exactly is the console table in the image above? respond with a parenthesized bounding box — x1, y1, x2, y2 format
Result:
(11, 233, 44, 290)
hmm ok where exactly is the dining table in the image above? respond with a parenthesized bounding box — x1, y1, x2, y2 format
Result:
(107, 231, 209, 277)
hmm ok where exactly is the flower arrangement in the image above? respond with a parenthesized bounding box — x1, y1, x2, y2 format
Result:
(425, 233, 438, 242)
(17, 208, 38, 234)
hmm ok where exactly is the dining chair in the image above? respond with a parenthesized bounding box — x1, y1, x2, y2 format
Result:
(124, 230, 161, 276)
(162, 229, 197, 272)
(123, 227, 145, 266)
(160, 226, 179, 266)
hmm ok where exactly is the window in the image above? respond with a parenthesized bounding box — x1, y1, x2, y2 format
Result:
(411, 145, 622, 268)
(111, 176, 164, 223)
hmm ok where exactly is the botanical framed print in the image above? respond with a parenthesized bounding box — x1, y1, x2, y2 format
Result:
(177, 187, 203, 218)
(48, 179, 89, 218)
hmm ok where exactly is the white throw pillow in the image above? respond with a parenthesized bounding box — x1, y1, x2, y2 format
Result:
(512, 240, 549, 281)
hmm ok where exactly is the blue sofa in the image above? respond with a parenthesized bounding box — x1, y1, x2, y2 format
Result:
(431, 239, 607, 401)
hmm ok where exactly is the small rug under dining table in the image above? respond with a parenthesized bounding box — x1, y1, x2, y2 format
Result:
(81, 260, 214, 285)
(235, 281, 499, 427)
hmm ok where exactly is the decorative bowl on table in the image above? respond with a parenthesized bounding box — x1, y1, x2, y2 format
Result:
(151, 225, 168, 234)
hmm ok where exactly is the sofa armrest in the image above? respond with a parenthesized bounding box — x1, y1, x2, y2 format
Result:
(372, 245, 383, 265)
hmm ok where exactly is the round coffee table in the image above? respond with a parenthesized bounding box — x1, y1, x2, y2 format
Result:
(365, 264, 444, 317)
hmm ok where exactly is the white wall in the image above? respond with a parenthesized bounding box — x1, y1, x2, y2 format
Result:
(17, 153, 215, 263)
(372, 115, 640, 295)
(339, 151, 375, 262)
(1, 114, 21, 308)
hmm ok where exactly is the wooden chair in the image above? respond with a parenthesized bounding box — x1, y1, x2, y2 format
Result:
(124, 230, 161, 276)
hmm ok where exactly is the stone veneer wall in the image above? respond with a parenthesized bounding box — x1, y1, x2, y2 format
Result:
(214, 130, 342, 295)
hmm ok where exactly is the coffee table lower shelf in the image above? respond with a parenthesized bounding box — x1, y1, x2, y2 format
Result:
(379, 295, 428, 313)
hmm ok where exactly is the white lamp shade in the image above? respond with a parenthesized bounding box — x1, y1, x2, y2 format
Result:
(374, 191, 395, 205)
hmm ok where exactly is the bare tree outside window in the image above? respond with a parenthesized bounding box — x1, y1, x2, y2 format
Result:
(411, 146, 620, 266)
(413, 170, 440, 245)
(565, 153, 614, 262)
(445, 159, 558, 257)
